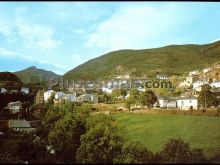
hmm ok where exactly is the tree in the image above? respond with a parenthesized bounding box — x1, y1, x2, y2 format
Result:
(51, 84, 60, 91)
(140, 90, 157, 109)
(111, 88, 127, 102)
(6, 133, 53, 164)
(198, 84, 219, 108)
(47, 92, 55, 105)
(111, 88, 122, 102)
(103, 93, 112, 103)
(48, 106, 90, 163)
(76, 114, 124, 164)
(125, 88, 140, 111)
(160, 138, 207, 163)
(160, 138, 191, 163)
(154, 88, 169, 96)
(120, 88, 127, 98)
(114, 140, 154, 163)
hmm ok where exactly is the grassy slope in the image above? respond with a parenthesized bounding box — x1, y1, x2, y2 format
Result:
(113, 113, 220, 157)
(64, 41, 220, 80)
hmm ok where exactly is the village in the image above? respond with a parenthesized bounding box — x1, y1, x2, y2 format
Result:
(0, 63, 219, 134)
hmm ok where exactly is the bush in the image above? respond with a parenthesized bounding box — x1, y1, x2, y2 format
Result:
(114, 140, 154, 164)
(159, 138, 207, 163)
(217, 106, 220, 113)
(201, 108, 206, 113)
(160, 138, 191, 163)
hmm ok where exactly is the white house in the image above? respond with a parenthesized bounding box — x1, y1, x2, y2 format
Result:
(177, 95, 198, 110)
(203, 67, 211, 73)
(157, 75, 169, 80)
(154, 96, 169, 108)
(179, 76, 194, 87)
(102, 87, 113, 94)
(116, 74, 130, 79)
(167, 101, 177, 109)
(77, 94, 98, 104)
(125, 92, 130, 99)
(7, 101, 22, 114)
(44, 90, 55, 102)
(21, 87, 29, 94)
(193, 80, 209, 92)
(55, 91, 66, 100)
(210, 81, 220, 88)
(11, 90, 18, 93)
(63, 93, 77, 102)
(0, 88, 7, 93)
(137, 85, 145, 92)
(189, 70, 200, 76)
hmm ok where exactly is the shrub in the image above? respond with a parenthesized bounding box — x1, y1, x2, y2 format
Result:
(159, 138, 207, 163)
(201, 108, 206, 113)
(160, 138, 191, 163)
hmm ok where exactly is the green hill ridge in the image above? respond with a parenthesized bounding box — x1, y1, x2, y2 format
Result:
(64, 41, 220, 81)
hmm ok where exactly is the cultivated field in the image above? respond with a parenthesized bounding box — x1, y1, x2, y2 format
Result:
(113, 113, 220, 158)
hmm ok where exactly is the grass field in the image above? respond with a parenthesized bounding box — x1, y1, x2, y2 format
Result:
(113, 113, 220, 158)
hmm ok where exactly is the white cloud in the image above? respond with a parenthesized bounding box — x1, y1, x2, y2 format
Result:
(0, 12, 15, 39)
(74, 29, 85, 35)
(71, 54, 83, 61)
(85, 4, 194, 52)
(0, 47, 18, 57)
(212, 38, 220, 43)
(15, 19, 62, 50)
(37, 38, 61, 50)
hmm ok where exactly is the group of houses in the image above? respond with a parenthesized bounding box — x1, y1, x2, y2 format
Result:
(155, 93, 198, 110)
(35, 89, 98, 105)
(178, 65, 220, 92)
(0, 87, 30, 94)
(158, 65, 220, 110)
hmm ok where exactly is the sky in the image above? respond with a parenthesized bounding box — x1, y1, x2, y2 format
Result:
(0, 2, 220, 75)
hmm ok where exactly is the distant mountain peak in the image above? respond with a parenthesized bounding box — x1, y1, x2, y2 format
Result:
(28, 66, 37, 69)
(14, 66, 61, 84)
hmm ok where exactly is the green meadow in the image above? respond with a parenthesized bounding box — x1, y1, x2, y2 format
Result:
(113, 113, 220, 158)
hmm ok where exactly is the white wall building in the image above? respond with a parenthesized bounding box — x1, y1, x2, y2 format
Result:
(77, 94, 98, 104)
(63, 93, 77, 102)
(154, 96, 169, 108)
(7, 101, 22, 114)
(44, 90, 55, 102)
(203, 67, 211, 73)
(55, 92, 65, 100)
(210, 81, 220, 88)
(21, 87, 29, 94)
(157, 75, 169, 80)
(189, 70, 200, 76)
(177, 96, 198, 110)
(102, 87, 113, 94)
(167, 101, 177, 109)
(0, 88, 7, 93)
(138, 86, 145, 92)
(193, 80, 209, 91)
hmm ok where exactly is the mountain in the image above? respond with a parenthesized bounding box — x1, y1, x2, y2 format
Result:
(14, 66, 61, 84)
(64, 41, 220, 81)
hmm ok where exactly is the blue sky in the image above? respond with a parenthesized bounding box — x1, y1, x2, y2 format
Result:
(0, 2, 220, 75)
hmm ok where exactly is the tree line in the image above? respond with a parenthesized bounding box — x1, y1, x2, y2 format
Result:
(1, 103, 219, 164)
